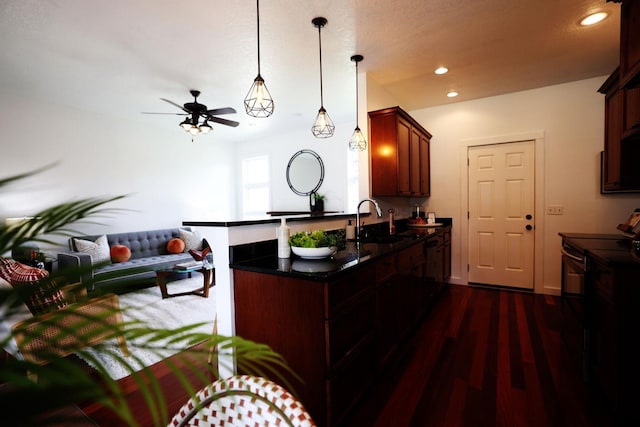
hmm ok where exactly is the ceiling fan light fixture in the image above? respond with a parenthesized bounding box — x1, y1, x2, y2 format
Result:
(199, 121, 212, 134)
(349, 54, 366, 151)
(311, 17, 334, 138)
(245, 0, 274, 118)
(180, 118, 194, 131)
(188, 125, 201, 135)
(245, 74, 274, 118)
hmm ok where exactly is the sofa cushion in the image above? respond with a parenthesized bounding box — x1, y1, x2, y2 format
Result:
(74, 235, 111, 265)
(179, 229, 203, 252)
(167, 238, 186, 254)
(110, 245, 131, 263)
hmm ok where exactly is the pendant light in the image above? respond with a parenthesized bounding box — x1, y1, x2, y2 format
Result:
(244, 0, 274, 117)
(348, 54, 367, 151)
(311, 17, 335, 138)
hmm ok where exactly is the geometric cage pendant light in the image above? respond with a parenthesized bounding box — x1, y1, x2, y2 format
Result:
(348, 54, 366, 151)
(311, 17, 335, 138)
(244, 0, 274, 118)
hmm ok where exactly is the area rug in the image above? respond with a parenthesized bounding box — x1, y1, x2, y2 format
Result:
(77, 276, 216, 380)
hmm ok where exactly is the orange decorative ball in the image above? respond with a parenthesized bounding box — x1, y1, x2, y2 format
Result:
(167, 238, 186, 254)
(110, 245, 131, 263)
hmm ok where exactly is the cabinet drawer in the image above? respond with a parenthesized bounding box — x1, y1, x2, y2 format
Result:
(326, 293, 375, 368)
(396, 243, 425, 271)
(326, 267, 375, 316)
(327, 334, 376, 425)
(375, 254, 396, 284)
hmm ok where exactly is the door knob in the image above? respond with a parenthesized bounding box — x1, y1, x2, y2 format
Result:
(526, 214, 532, 220)
(526, 224, 533, 230)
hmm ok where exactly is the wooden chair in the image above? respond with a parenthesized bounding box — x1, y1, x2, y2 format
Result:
(168, 375, 316, 427)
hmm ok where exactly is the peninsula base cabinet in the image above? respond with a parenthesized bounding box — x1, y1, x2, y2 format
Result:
(232, 240, 449, 426)
(587, 254, 640, 424)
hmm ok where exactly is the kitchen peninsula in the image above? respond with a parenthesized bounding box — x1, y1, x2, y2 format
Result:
(182, 213, 364, 378)
(228, 221, 451, 427)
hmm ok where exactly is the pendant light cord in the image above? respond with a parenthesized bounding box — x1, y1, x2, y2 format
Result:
(355, 60, 359, 127)
(256, 0, 261, 75)
(317, 24, 324, 107)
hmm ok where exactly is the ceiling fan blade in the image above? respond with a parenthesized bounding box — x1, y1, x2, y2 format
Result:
(160, 98, 189, 113)
(207, 107, 236, 116)
(141, 112, 188, 115)
(208, 116, 240, 127)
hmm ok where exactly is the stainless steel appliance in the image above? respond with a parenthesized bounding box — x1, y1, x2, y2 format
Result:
(559, 233, 628, 381)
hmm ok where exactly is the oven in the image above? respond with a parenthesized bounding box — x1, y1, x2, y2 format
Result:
(560, 238, 588, 381)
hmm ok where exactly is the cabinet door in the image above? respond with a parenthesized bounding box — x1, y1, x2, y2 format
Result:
(397, 117, 412, 195)
(370, 111, 399, 197)
(623, 87, 640, 135)
(420, 134, 431, 196)
(620, 0, 640, 86)
(410, 126, 421, 195)
(603, 88, 623, 191)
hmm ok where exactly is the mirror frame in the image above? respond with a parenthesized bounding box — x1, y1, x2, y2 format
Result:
(286, 149, 325, 196)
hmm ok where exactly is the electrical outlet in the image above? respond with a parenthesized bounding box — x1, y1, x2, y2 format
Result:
(547, 205, 564, 215)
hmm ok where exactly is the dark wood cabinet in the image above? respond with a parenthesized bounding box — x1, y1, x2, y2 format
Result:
(233, 266, 376, 427)
(587, 252, 640, 424)
(369, 106, 431, 197)
(600, 1, 640, 192)
(599, 69, 640, 192)
(620, 0, 640, 88)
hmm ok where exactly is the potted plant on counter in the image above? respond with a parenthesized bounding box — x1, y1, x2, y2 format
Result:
(310, 192, 325, 212)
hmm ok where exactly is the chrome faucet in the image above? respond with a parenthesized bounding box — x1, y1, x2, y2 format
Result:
(356, 198, 383, 241)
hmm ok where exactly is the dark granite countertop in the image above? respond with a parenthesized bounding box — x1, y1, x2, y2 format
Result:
(230, 225, 451, 281)
(559, 231, 640, 266)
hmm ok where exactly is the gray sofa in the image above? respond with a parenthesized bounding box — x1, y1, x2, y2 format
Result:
(57, 227, 203, 293)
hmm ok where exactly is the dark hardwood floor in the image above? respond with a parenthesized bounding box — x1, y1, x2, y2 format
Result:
(78, 284, 616, 427)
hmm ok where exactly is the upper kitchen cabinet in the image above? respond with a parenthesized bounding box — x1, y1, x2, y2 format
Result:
(620, 0, 640, 88)
(369, 106, 431, 197)
(599, 1, 640, 192)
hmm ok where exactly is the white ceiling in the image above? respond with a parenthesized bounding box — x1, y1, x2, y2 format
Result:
(0, 0, 621, 143)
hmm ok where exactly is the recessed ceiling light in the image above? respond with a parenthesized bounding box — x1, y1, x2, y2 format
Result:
(434, 67, 448, 75)
(580, 12, 608, 26)
(447, 91, 458, 98)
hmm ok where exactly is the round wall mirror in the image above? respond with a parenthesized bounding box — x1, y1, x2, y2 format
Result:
(286, 149, 324, 196)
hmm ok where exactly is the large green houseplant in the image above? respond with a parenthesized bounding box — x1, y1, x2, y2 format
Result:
(0, 165, 292, 426)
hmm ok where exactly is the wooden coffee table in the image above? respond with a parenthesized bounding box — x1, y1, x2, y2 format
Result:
(156, 265, 215, 299)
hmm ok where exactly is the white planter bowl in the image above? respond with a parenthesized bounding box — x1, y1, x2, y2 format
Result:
(290, 246, 337, 259)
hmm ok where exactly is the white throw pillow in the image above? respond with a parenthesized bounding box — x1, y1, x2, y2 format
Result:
(179, 229, 203, 252)
(74, 235, 111, 265)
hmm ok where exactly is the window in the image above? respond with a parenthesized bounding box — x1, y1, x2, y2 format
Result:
(241, 156, 270, 218)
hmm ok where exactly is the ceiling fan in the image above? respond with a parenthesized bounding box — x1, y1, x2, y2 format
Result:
(143, 90, 239, 135)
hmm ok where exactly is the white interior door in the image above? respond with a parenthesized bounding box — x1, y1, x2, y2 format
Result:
(468, 140, 535, 290)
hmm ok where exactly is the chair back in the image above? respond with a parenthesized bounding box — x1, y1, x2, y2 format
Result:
(168, 375, 315, 427)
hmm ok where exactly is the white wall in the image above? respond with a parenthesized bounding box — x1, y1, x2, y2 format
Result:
(403, 76, 640, 294)
(0, 87, 235, 250)
(233, 123, 353, 215)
